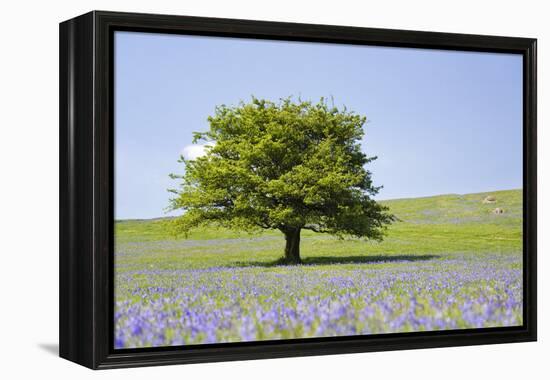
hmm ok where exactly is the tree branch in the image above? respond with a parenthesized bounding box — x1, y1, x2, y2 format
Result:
(303, 224, 330, 233)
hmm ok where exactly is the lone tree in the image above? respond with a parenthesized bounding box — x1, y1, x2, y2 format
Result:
(168, 97, 394, 264)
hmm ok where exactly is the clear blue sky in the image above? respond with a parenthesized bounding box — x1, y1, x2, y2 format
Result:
(115, 31, 523, 220)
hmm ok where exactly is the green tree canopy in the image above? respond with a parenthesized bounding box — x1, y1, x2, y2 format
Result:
(168, 97, 394, 264)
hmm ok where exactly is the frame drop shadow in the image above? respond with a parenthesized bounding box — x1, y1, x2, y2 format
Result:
(38, 343, 59, 356)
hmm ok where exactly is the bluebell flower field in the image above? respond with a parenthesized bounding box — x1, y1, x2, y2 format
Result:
(115, 190, 522, 348)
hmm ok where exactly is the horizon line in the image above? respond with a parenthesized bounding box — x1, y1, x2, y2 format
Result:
(115, 187, 522, 222)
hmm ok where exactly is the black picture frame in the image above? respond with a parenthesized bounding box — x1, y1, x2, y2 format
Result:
(59, 10, 537, 369)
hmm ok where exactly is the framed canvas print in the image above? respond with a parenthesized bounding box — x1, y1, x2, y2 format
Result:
(59, 11, 537, 369)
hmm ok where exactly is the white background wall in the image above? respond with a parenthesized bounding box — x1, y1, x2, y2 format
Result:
(0, 0, 546, 378)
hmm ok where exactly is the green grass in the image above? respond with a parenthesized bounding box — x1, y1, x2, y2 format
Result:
(115, 189, 522, 271)
(115, 189, 523, 347)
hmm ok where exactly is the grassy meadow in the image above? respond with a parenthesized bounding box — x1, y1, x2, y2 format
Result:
(114, 189, 523, 348)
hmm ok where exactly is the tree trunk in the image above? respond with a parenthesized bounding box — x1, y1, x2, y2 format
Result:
(283, 228, 301, 264)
